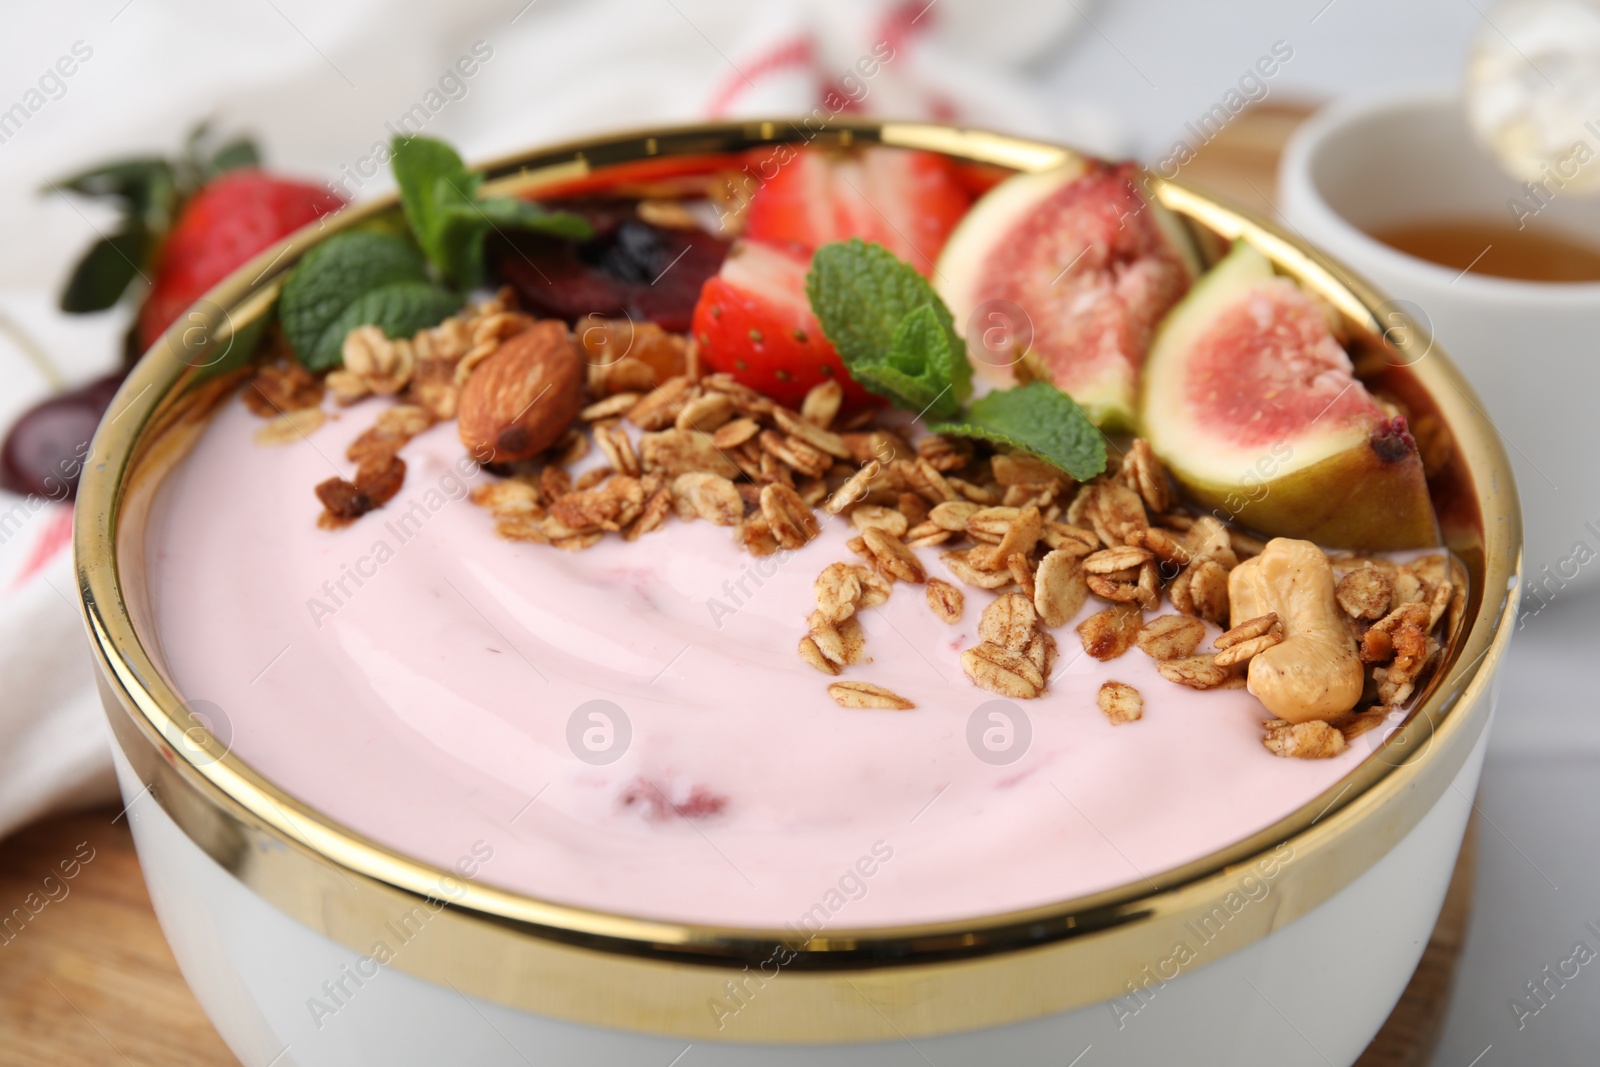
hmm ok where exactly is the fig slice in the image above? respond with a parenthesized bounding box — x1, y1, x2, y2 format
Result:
(1140, 241, 1438, 551)
(936, 157, 1199, 429)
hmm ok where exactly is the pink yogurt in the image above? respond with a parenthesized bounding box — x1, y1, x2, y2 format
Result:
(142, 395, 1397, 928)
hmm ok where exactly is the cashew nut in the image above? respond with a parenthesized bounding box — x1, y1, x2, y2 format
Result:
(1228, 538, 1363, 723)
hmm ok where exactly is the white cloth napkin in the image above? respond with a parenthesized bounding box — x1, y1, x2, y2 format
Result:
(0, 0, 1120, 842)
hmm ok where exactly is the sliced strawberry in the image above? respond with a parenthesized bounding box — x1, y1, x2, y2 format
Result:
(691, 240, 878, 409)
(138, 170, 344, 350)
(742, 146, 971, 275)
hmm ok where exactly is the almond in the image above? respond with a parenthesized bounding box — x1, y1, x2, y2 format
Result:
(457, 320, 582, 463)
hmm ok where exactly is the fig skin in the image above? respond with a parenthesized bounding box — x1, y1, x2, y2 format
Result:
(1178, 430, 1439, 553)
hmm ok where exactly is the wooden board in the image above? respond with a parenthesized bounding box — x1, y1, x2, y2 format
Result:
(0, 104, 1469, 1067)
(0, 808, 237, 1066)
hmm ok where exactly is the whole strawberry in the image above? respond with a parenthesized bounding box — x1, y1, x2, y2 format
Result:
(0, 126, 344, 499)
(50, 123, 346, 359)
(137, 170, 342, 349)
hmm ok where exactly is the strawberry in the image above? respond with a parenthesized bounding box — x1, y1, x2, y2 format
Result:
(742, 146, 972, 276)
(138, 170, 343, 349)
(692, 239, 878, 409)
(13, 127, 345, 500)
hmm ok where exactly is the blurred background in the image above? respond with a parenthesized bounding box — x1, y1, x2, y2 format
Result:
(0, 1, 1593, 1064)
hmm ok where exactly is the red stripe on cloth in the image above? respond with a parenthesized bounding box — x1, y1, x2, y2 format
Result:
(876, 0, 937, 55)
(821, 78, 867, 113)
(705, 36, 817, 119)
(10, 505, 72, 592)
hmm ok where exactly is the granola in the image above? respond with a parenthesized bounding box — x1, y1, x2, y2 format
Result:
(827, 680, 915, 710)
(925, 578, 964, 624)
(1098, 681, 1144, 725)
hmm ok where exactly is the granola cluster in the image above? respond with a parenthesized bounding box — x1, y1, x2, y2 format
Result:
(794, 435, 1461, 759)
(327, 290, 527, 416)
(1242, 548, 1463, 762)
(469, 367, 880, 552)
(796, 438, 1240, 710)
(1331, 552, 1464, 710)
(240, 290, 526, 526)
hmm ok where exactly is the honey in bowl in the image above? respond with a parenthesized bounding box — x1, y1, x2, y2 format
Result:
(1367, 217, 1600, 282)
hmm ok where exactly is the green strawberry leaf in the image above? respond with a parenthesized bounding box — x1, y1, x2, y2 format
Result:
(305, 281, 463, 372)
(278, 230, 435, 369)
(59, 229, 152, 313)
(51, 156, 171, 199)
(805, 238, 972, 414)
(391, 134, 592, 287)
(48, 157, 179, 233)
(929, 381, 1107, 482)
(49, 124, 261, 319)
(180, 122, 260, 186)
(204, 137, 261, 178)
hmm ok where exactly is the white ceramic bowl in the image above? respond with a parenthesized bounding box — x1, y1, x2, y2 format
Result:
(79, 119, 1522, 1067)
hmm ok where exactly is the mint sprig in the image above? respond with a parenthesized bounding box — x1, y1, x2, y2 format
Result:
(391, 135, 592, 288)
(278, 136, 594, 370)
(930, 382, 1106, 482)
(805, 239, 1104, 480)
(805, 239, 969, 419)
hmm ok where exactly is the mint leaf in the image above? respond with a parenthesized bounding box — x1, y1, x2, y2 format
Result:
(392, 136, 480, 278)
(278, 231, 436, 369)
(308, 281, 464, 371)
(844, 304, 961, 418)
(466, 196, 596, 239)
(806, 239, 972, 414)
(805, 240, 1098, 477)
(194, 314, 270, 384)
(433, 197, 595, 289)
(391, 135, 592, 287)
(930, 382, 1107, 481)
